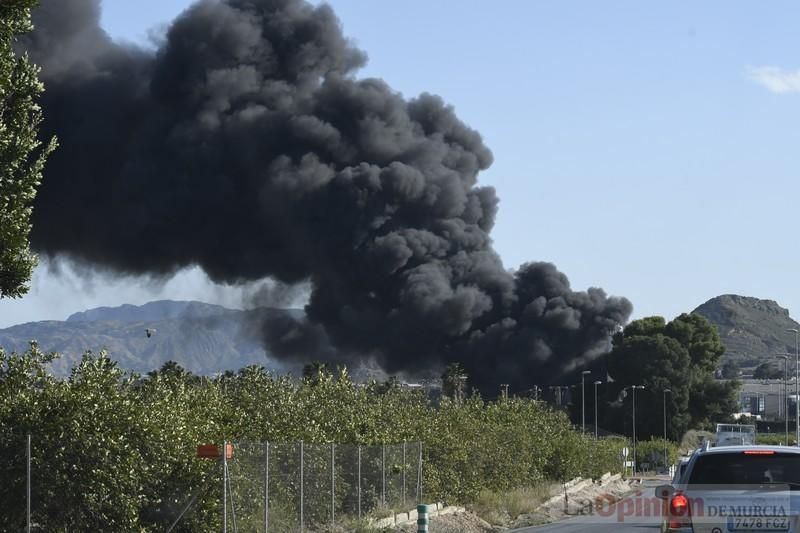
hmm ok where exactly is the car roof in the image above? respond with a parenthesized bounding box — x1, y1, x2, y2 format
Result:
(697, 445, 800, 456)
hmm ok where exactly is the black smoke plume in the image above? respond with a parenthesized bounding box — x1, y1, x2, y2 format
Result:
(21, 0, 632, 391)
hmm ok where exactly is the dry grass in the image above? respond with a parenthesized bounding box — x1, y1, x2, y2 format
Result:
(469, 483, 561, 526)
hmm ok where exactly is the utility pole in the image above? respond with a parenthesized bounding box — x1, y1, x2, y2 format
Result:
(223, 440, 228, 533)
(631, 386, 645, 473)
(581, 371, 591, 434)
(594, 381, 602, 439)
(458, 375, 467, 404)
(550, 385, 568, 407)
(663, 389, 671, 471)
(778, 354, 789, 444)
(790, 328, 800, 446)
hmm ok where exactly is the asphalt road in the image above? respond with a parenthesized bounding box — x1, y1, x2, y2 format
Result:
(512, 480, 665, 533)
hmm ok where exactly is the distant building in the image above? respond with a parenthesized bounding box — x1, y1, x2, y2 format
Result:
(736, 379, 796, 420)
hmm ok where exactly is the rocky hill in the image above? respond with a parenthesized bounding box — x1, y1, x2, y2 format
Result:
(0, 300, 301, 376)
(692, 294, 800, 367)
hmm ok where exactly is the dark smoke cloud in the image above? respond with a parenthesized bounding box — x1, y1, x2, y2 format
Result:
(21, 0, 632, 391)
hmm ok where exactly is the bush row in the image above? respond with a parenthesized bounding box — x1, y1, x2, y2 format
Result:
(0, 345, 628, 531)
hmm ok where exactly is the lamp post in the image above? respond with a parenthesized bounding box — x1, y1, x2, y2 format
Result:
(789, 329, 799, 446)
(594, 381, 602, 439)
(550, 385, 568, 407)
(581, 370, 591, 434)
(631, 385, 645, 473)
(777, 354, 789, 444)
(663, 388, 671, 471)
(458, 375, 467, 404)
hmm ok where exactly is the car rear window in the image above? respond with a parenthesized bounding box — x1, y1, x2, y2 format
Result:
(689, 452, 800, 485)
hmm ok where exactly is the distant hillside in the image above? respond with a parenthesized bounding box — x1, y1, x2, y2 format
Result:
(692, 294, 800, 367)
(0, 300, 302, 376)
(66, 300, 235, 323)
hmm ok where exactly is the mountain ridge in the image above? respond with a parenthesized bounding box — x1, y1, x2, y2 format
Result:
(0, 300, 302, 376)
(66, 300, 237, 323)
(692, 294, 799, 368)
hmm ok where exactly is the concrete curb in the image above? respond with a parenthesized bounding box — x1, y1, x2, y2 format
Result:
(372, 502, 467, 528)
(537, 472, 628, 512)
(375, 473, 630, 529)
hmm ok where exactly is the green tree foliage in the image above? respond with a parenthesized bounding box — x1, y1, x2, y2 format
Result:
(0, 346, 628, 531)
(753, 362, 783, 380)
(756, 433, 796, 446)
(603, 313, 738, 439)
(0, 1, 56, 298)
(634, 438, 680, 470)
(721, 359, 740, 379)
(441, 362, 467, 401)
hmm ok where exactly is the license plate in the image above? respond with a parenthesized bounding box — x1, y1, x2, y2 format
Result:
(727, 516, 789, 531)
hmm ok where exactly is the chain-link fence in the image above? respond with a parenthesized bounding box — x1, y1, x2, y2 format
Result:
(224, 441, 423, 532)
(0, 437, 421, 532)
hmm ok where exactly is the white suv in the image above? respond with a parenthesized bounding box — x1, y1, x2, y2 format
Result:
(657, 445, 800, 533)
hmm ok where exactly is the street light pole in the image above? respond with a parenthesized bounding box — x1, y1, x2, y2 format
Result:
(581, 370, 591, 434)
(663, 389, 671, 471)
(790, 329, 800, 446)
(594, 381, 602, 439)
(549, 385, 567, 407)
(778, 354, 789, 444)
(631, 385, 645, 473)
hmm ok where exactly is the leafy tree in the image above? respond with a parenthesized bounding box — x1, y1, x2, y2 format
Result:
(605, 327, 692, 440)
(369, 375, 402, 395)
(146, 359, 200, 384)
(687, 374, 740, 429)
(442, 362, 467, 401)
(721, 359, 740, 379)
(603, 313, 737, 439)
(301, 360, 327, 385)
(0, 1, 56, 298)
(665, 313, 726, 374)
(753, 362, 783, 380)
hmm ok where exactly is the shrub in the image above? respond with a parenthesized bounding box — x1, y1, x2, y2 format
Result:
(634, 438, 680, 471)
(0, 347, 633, 530)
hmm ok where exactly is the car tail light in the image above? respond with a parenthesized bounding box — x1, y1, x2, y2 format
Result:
(743, 450, 775, 455)
(669, 492, 692, 529)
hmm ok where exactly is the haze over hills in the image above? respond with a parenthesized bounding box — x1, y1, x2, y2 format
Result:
(0, 300, 300, 376)
(692, 294, 800, 368)
(7, 293, 790, 380)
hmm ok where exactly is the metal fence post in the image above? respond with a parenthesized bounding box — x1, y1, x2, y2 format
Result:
(416, 443, 423, 503)
(331, 443, 335, 526)
(381, 444, 386, 506)
(27, 434, 31, 533)
(402, 441, 407, 508)
(223, 440, 228, 533)
(357, 445, 362, 519)
(300, 441, 304, 532)
(227, 463, 238, 533)
(264, 442, 269, 533)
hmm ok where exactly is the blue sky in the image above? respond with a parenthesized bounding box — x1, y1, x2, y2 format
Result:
(2, 0, 800, 327)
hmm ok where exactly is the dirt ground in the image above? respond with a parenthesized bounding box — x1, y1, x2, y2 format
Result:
(509, 476, 635, 529)
(385, 476, 635, 532)
(393, 511, 497, 533)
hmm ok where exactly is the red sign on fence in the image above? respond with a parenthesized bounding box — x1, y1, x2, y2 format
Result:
(196, 443, 233, 459)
